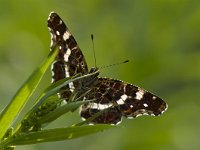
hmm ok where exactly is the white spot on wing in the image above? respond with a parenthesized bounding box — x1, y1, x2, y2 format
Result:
(50, 39, 53, 48)
(135, 90, 145, 100)
(116, 99, 124, 105)
(48, 12, 54, 20)
(65, 70, 69, 77)
(63, 31, 71, 41)
(116, 119, 122, 125)
(48, 28, 55, 48)
(127, 116, 133, 119)
(143, 103, 148, 107)
(116, 94, 128, 105)
(81, 117, 86, 121)
(56, 31, 60, 35)
(51, 61, 56, 83)
(69, 82, 75, 92)
(64, 48, 71, 62)
(121, 94, 128, 100)
(161, 103, 168, 114)
(65, 66, 69, 77)
(89, 103, 112, 110)
(63, 64, 74, 91)
(142, 112, 149, 115)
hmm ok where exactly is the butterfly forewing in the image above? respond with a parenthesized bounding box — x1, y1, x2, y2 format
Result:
(48, 12, 89, 99)
(48, 12, 88, 81)
(48, 12, 168, 124)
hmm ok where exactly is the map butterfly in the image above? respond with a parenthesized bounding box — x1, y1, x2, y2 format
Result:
(47, 12, 168, 124)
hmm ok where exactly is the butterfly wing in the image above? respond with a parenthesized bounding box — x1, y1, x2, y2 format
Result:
(47, 12, 168, 124)
(81, 77, 168, 124)
(48, 12, 89, 99)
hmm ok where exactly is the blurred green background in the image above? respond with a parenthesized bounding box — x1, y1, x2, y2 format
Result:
(1, 0, 200, 150)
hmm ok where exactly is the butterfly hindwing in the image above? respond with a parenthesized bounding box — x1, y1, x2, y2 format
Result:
(80, 78, 167, 124)
(48, 12, 168, 124)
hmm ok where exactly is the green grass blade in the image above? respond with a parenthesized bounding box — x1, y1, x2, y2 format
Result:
(28, 73, 90, 116)
(37, 100, 91, 125)
(33, 71, 97, 111)
(2, 125, 115, 147)
(0, 48, 58, 139)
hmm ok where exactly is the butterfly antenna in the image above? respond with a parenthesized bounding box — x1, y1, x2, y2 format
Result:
(91, 34, 97, 68)
(99, 60, 129, 70)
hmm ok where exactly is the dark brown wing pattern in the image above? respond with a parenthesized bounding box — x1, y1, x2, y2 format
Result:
(48, 12, 168, 124)
(80, 78, 167, 124)
(48, 12, 89, 99)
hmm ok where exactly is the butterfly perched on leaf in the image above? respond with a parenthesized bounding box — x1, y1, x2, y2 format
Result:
(47, 12, 168, 124)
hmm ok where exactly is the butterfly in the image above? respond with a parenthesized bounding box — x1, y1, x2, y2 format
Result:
(47, 12, 168, 124)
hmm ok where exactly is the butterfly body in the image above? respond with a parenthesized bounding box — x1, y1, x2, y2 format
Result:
(48, 12, 168, 124)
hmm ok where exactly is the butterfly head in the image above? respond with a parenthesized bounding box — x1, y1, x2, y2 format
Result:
(89, 67, 98, 73)
(87, 67, 100, 80)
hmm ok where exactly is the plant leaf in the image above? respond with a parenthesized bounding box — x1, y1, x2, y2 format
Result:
(0, 48, 58, 139)
(32, 71, 98, 112)
(3, 125, 115, 147)
(37, 100, 91, 125)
